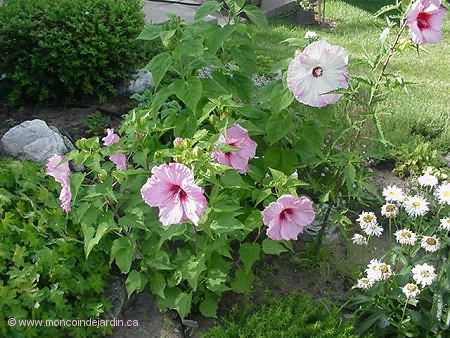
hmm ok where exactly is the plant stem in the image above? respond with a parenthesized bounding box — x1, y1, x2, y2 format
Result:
(400, 299, 409, 323)
(314, 203, 333, 255)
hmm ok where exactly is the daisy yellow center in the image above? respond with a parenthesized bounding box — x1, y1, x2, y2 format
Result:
(401, 231, 411, 238)
(386, 205, 396, 212)
(421, 271, 430, 278)
(412, 201, 421, 208)
(363, 215, 374, 223)
(426, 238, 437, 246)
(380, 264, 389, 273)
(443, 191, 450, 198)
(312, 66, 323, 78)
(407, 284, 417, 292)
(388, 191, 396, 196)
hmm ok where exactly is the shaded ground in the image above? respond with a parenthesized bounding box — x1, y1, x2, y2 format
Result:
(0, 97, 129, 142)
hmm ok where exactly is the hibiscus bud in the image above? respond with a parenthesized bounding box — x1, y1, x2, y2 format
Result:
(192, 147, 201, 157)
(173, 137, 184, 147)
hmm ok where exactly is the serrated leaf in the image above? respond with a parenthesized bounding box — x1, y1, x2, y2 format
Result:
(126, 270, 144, 298)
(239, 243, 260, 272)
(111, 237, 134, 274)
(82, 222, 109, 258)
(138, 25, 163, 40)
(231, 268, 254, 294)
(69, 172, 85, 205)
(262, 239, 289, 255)
(174, 292, 192, 319)
(195, 1, 222, 20)
(149, 271, 166, 299)
(243, 5, 268, 27)
(148, 52, 173, 88)
(199, 294, 218, 318)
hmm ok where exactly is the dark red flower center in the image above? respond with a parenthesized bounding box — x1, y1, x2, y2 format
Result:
(417, 12, 431, 30)
(225, 140, 240, 155)
(279, 208, 294, 221)
(312, 66, 323, 78)
(171, 184, 187, 201)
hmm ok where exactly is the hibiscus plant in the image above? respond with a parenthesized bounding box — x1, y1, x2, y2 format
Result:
(44, 0, 447, 322)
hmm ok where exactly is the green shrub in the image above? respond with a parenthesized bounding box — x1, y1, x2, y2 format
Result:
(0, 0, 145, 104)
(0, 160, 111, 338)
(204, 293, 363, 338)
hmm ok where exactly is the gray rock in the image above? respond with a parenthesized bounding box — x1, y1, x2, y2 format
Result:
(444, 153, 450, 168)
(261, 0, 298, 17)
(104, 275, 128, 320)
(0, 119, 75, 163)
(128, 69, 154, 95)
(119, 69, 154, 96)
(108, 290, 183, 338)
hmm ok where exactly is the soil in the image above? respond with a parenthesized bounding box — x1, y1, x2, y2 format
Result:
(0, 97, 130, 142)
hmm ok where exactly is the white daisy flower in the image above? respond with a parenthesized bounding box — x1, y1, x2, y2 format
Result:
(402, 283, 421, 298)
(366, 259, 392, 282)
(403, 195, 429, 217)
(435, 182, 450, 205)
(394, 229, 417, 246)
(352, 234, 368, 245)
(421, 236, 440, 252)
(439, 217, 450, 231)
(304, 31, 318, 39)
(362, 223, 384, 237)
(418, 172, 438, 188)
(381, 203, 399, 218)
(383, 185, 404, 202)
(357, 211, 378, 228)
(412, 263, 436, 287)
(356, 277, 374, 289)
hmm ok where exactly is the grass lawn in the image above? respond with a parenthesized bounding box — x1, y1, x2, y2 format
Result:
(252, 0, 450, 152)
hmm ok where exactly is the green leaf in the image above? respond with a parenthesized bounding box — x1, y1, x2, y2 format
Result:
(243, 5, 268, 27)
(239, 243, 260, 272)
(160, 29, 176, 47)
(174, 292, 192, 319)
(205, 25, 235, 54)
(69, 172, 85, 205)
(173, 76, 203, 113)
(199, 293, 219, 318)
(151, 85, 175, 114)
(137, 25, 163, 40)
(82, 222, 109, 258)
(149, 271, 166, 299)
(195, 1, 222, 20)
(221, 170, 247, 188)
(181, 256, 207, 291)
(262, 239, 289, 255)
(266, 112, 294, 145)
(231, 268, 254, 294)
(126, 270, 144, 298)
(111, 237, 134, 274)
(270, 83, 294, 113)
(148, 52, 173, 88)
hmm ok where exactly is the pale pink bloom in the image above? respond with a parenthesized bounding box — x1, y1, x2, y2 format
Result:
(46, 154, 72, 213)
(407, 0, 446, 44)
(212, 124, 257, 174)
(262, 195, 315, 241)
(102, 128, 127, 171)
(102, 128, 120, 146)
(109, 153, 128, 171)
(287, 40, 349, 108)
(140, 163, 208, 226)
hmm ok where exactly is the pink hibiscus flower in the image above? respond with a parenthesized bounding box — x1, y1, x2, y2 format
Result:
(407, 0, 446, 44)
(102, 128, 120, 146)
(212, 124, 257, 174)
(102, 128, 128, 171)
(262, 195, 315, 241)
(287, 40, 349, 108)
(109, 153, 128, 171)
(46, 154, 72, 213)
(140, 163, 208, 226)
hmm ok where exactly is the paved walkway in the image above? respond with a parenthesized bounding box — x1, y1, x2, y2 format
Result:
(143, 0, 217, 24)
